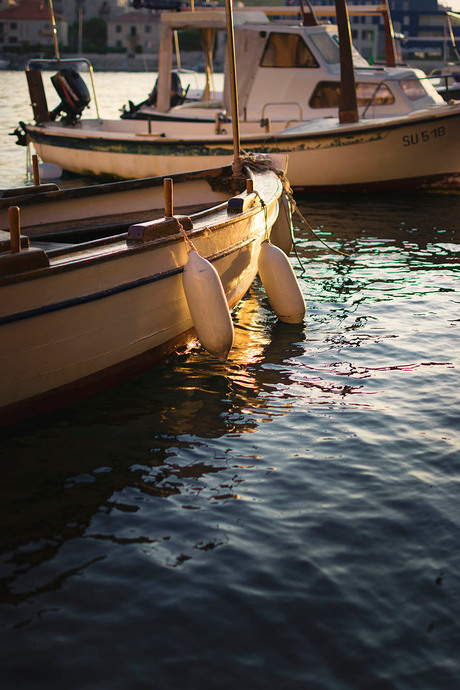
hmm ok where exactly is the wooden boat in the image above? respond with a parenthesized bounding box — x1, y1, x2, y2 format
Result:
(0, 158, 295, 425)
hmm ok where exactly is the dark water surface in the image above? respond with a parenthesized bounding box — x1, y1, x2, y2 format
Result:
(1, 73, 460, 689)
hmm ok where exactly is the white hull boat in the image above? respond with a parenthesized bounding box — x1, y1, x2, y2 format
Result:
(23, 105, 460, 191)
(15, 2, 460, 191)
(120, 4, 447, 125)
(0, 159, 295, 424)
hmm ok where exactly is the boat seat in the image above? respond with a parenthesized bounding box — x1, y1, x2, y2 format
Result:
(174, 100, 224, 111)
(127, 215, 193, 243)
(227, 191, 258, 213)
(0, 246, 49, 277)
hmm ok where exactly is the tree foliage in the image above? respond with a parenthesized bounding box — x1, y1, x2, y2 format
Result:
(69, 18, 108, 53)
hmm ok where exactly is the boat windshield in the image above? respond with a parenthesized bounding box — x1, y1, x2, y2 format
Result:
(310, 30, 369, 67)
(260, 33, 319, 68)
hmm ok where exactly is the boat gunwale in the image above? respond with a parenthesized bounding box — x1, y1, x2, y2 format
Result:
(24, 102, 460, 150)
(0, 166, 283, 290)
(0, 165, 233, 210)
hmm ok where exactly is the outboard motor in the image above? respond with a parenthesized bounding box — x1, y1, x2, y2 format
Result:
(121, 71, 187, 119)
(148, 71, 187, 108)
(50, 69, 90, 124)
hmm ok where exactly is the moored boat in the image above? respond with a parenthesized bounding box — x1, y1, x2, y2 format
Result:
(14, 1, 460, 191)
(0, 157, 296, 425)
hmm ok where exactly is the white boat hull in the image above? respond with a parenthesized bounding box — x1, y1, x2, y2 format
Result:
(0, 165, 284, 423)
(26, 105, 460, 190)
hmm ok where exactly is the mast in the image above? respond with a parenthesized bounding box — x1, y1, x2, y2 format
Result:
(46, 0, 60, 61)
(224, 0, 241, 174)
(334, 0, 358, 124)
(381, 0, 397, 67)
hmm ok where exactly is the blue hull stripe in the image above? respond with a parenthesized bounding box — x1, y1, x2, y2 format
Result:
(1, 236, 256, 327)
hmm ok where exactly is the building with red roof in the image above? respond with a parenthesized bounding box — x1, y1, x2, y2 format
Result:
(0, 0, 68, 48)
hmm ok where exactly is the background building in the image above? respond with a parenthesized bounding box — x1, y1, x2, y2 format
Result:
(107, 10, 160, 53)
(0, 0, 68, 49)
(52, 0, 129, 23)
(388, 0, 459, 58)
(312, 0, 459, 61)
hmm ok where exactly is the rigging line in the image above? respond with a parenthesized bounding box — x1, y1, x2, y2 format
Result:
(293, 205, 352, 258)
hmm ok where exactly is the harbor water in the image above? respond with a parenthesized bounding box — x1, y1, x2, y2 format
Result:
(1, 71, 460, 689)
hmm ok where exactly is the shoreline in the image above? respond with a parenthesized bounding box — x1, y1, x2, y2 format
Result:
(1, 50, 213, 72)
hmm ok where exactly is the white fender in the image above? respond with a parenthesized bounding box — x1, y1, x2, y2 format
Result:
(270, 193, 293, 256)
(258, 241, 305, 324)
(182, 250, 234, 361)
(27, 162, 63, 180)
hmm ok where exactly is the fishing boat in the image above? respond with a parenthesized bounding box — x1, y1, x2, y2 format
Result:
(0, 154, 301, 426)
(120, 1, 448, 124)
(1, 0, 305, 426)
(14, 1, 460, 191)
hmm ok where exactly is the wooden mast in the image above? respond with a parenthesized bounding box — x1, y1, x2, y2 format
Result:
(381, 0, 397, 67)
(224, 0, 241, 175)
(334, 0, 358, 124)
(46, 0, 60, 61)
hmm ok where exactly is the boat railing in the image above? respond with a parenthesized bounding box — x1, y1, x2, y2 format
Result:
(26, 57, 101, 121)
(428, 66, 460, 93)
(261, 101, 304, 124)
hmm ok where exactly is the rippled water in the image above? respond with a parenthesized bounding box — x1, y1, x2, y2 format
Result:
(1, 71, 460, 690)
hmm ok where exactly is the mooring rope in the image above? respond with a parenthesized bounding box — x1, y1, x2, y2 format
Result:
(238, 152, 351, 261)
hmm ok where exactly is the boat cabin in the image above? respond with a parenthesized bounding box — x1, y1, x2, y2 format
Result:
(127, 5, 444, 124)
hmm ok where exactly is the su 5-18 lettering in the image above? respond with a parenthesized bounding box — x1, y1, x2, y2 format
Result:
(403, 126, 446, 146)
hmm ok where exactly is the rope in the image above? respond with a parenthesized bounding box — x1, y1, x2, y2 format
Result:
(251, 189, 269, 241)
(293, 205, 351, 258)
(237, 151, 351, 259)
(177, 219, 196, 253)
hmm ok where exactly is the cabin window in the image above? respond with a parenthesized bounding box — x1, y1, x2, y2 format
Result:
(309, 81, 395, 108)
(260, 33, 319, 68)
(355, 82, 394, 105)
(399, 78, 427, 100)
